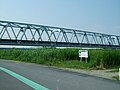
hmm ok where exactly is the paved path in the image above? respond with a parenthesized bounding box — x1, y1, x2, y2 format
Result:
(0, 60, 120, 90)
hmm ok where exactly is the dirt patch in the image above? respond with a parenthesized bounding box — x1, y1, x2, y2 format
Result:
(60, 68, 119, 80)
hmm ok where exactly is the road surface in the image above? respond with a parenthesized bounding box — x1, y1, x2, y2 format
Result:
(0, 60, 120, 90)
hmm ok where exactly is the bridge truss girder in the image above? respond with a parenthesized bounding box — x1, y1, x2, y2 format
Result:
(0, 20, 120, 48)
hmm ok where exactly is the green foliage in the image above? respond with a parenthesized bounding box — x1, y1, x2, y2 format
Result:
(89, 49, 120, 68)
(112, 75, 119, 80)
(0, 48, 120, 69)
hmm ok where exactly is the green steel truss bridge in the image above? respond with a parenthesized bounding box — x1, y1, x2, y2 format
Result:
(0, 20, 120, 48)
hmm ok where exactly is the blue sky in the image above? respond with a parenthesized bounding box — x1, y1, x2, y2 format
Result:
(0, 0, 120, 35)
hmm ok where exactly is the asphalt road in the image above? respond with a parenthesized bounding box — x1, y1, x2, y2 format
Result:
(0, 60, 120, 90)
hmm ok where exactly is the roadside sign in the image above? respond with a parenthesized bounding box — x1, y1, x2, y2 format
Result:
(79, 50, 88, 63)
(79, 50, 88, 58)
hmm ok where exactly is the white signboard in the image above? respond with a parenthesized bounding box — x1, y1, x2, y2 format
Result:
(79, 50, 88, 58)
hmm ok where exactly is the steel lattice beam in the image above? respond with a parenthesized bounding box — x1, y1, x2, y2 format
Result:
(0, 20, 120, 48)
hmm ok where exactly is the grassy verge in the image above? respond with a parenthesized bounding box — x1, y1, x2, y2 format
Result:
(112, 75, 119, 80)
(109, 69, 119, 72)
(0, 48, 120, 69)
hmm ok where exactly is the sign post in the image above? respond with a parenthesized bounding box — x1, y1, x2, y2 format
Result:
(79, 50, 88, 63)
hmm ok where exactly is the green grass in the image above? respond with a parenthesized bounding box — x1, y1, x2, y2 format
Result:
(0, 48, 120, 69)
(112, 75, 119, 80)
(45, 60, 92, 69)
(109, 69, 119, 72)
